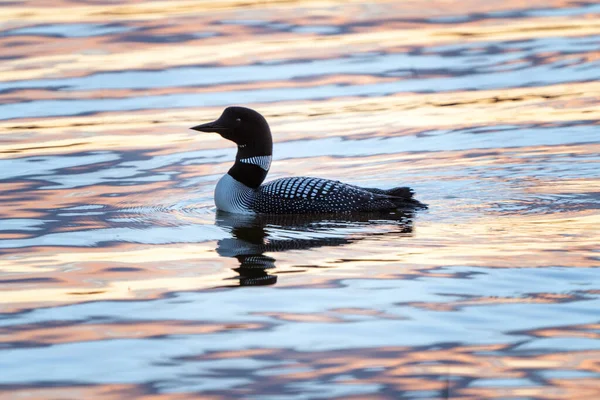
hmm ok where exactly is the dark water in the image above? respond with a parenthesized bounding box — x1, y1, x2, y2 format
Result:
(1, 1, 599, 399)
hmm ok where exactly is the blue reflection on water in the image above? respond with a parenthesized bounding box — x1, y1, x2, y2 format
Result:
(2, 23, 135, 38)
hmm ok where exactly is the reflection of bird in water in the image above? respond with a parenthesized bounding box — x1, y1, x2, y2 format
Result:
(215, 210, 414, 287)
(192, 106, 427, 214)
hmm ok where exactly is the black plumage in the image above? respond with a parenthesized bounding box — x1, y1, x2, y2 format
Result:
(254, 177, 421, 214)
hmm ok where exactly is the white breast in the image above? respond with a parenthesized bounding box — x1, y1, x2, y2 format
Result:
(214, 174, 256, 214)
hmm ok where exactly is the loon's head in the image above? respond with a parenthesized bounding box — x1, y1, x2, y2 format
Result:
(191, 107, 272, 154)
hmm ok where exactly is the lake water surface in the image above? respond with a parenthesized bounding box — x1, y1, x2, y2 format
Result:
(1, 1, 599, 399)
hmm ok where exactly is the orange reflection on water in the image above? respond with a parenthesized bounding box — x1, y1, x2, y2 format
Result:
(1, 81, 599, 162)
(0, 320, 263, 346)
(0, 206, 597, 311)
(0, 241, 236, 312)
(461, 378, 600, 399)
(2, 1, 600, 81)
(196, 344, 600, 398)
(0, 385, 207, 400)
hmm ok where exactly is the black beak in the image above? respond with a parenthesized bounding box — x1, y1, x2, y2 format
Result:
(190, 120, 229, 133)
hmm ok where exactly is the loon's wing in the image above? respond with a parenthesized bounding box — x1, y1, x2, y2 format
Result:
(253, 177, 400, 214)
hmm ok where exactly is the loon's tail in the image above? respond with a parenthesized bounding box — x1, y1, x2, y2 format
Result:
(383, 186, 414, 198)
(387, 186, 428, 209)
(364, 186, 428, 209)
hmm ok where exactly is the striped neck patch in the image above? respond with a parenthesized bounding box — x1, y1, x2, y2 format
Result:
(239, 155, 272, 171)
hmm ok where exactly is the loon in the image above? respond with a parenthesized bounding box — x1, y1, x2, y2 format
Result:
(191, 107, 426, 214)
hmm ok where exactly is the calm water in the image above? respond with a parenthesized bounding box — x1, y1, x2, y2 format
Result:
(1, 1, 599, 399)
